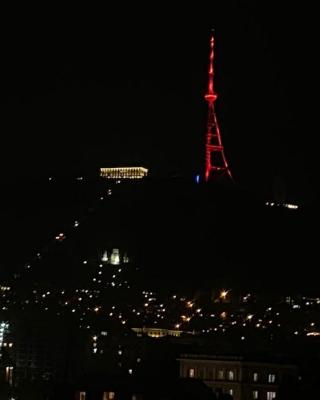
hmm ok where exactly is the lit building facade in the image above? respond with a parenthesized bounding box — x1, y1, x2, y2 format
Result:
(110, 249, 120, 265)
(101, 249, 129, 265)
(178, 354, 298, 400)
(0, 322, 9, 347)
(100, 167, 148, 180)
(131, 327, 182, 338)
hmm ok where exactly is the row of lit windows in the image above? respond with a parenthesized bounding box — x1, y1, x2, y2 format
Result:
(200, 388, 276, 399)
(78, 392, 138, 400)
(188, 368, 276, 383)
(2, 342, 13, 347)
(207, 388, 274, 399)
(253, 372, 276, 383)
(79, 392, 115, 400)
(234, 389, 274, 399)
(252, 390, 276, 400)
(188, 368, 235, 380)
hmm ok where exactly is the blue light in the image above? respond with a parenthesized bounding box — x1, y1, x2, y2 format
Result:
(195, 174, 200, 184)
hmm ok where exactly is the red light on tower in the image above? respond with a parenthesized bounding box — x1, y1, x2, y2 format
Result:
(204, 33, 232, 182)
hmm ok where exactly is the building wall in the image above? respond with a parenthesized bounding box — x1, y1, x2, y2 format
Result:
(179, 356, 298, 400)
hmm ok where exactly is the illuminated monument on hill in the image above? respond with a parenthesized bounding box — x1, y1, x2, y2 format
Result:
(204, 32, 232, 182)
(100, 167, 148, 180)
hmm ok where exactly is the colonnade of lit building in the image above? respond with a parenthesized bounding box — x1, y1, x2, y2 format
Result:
(100, 167, 148, 179)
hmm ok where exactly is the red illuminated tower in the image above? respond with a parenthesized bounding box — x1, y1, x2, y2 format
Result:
(205, 34, 232, 182)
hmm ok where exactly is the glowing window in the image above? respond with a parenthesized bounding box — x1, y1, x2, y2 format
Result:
(103, 393, 115, 400)
(188, 368, 195, 378)
(267, 392, 276, 400)
(228, 370, 235, 380)
(79, 392, 86, 400)
(268, 374, 276, 383)
(253, 372, 259, 382)
(218, 370, 224, 380)
(253, 391, 259, 399)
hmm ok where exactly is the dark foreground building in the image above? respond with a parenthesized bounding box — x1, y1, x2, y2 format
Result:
(178, 354, 298, 400)
(72, 376, 216, 400)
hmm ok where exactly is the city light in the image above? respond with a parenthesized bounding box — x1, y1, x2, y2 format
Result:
(265, 201, 299, 210)
(219, 289, 230, 300)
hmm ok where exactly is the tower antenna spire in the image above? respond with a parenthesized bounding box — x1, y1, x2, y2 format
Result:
(204, 32, 232, 182)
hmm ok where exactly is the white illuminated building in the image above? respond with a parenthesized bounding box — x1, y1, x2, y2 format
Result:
(100, 167, 148, 180)
(101, 249, 129, 265)
(110, 249, 120, 265)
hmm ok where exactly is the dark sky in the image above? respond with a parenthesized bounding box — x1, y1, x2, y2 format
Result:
(0, 3, 318, 203)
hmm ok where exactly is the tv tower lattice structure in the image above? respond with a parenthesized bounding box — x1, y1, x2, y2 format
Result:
(204, 34, 232, 182)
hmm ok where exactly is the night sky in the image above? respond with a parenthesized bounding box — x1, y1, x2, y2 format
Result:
(0, 3, 318, 203)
